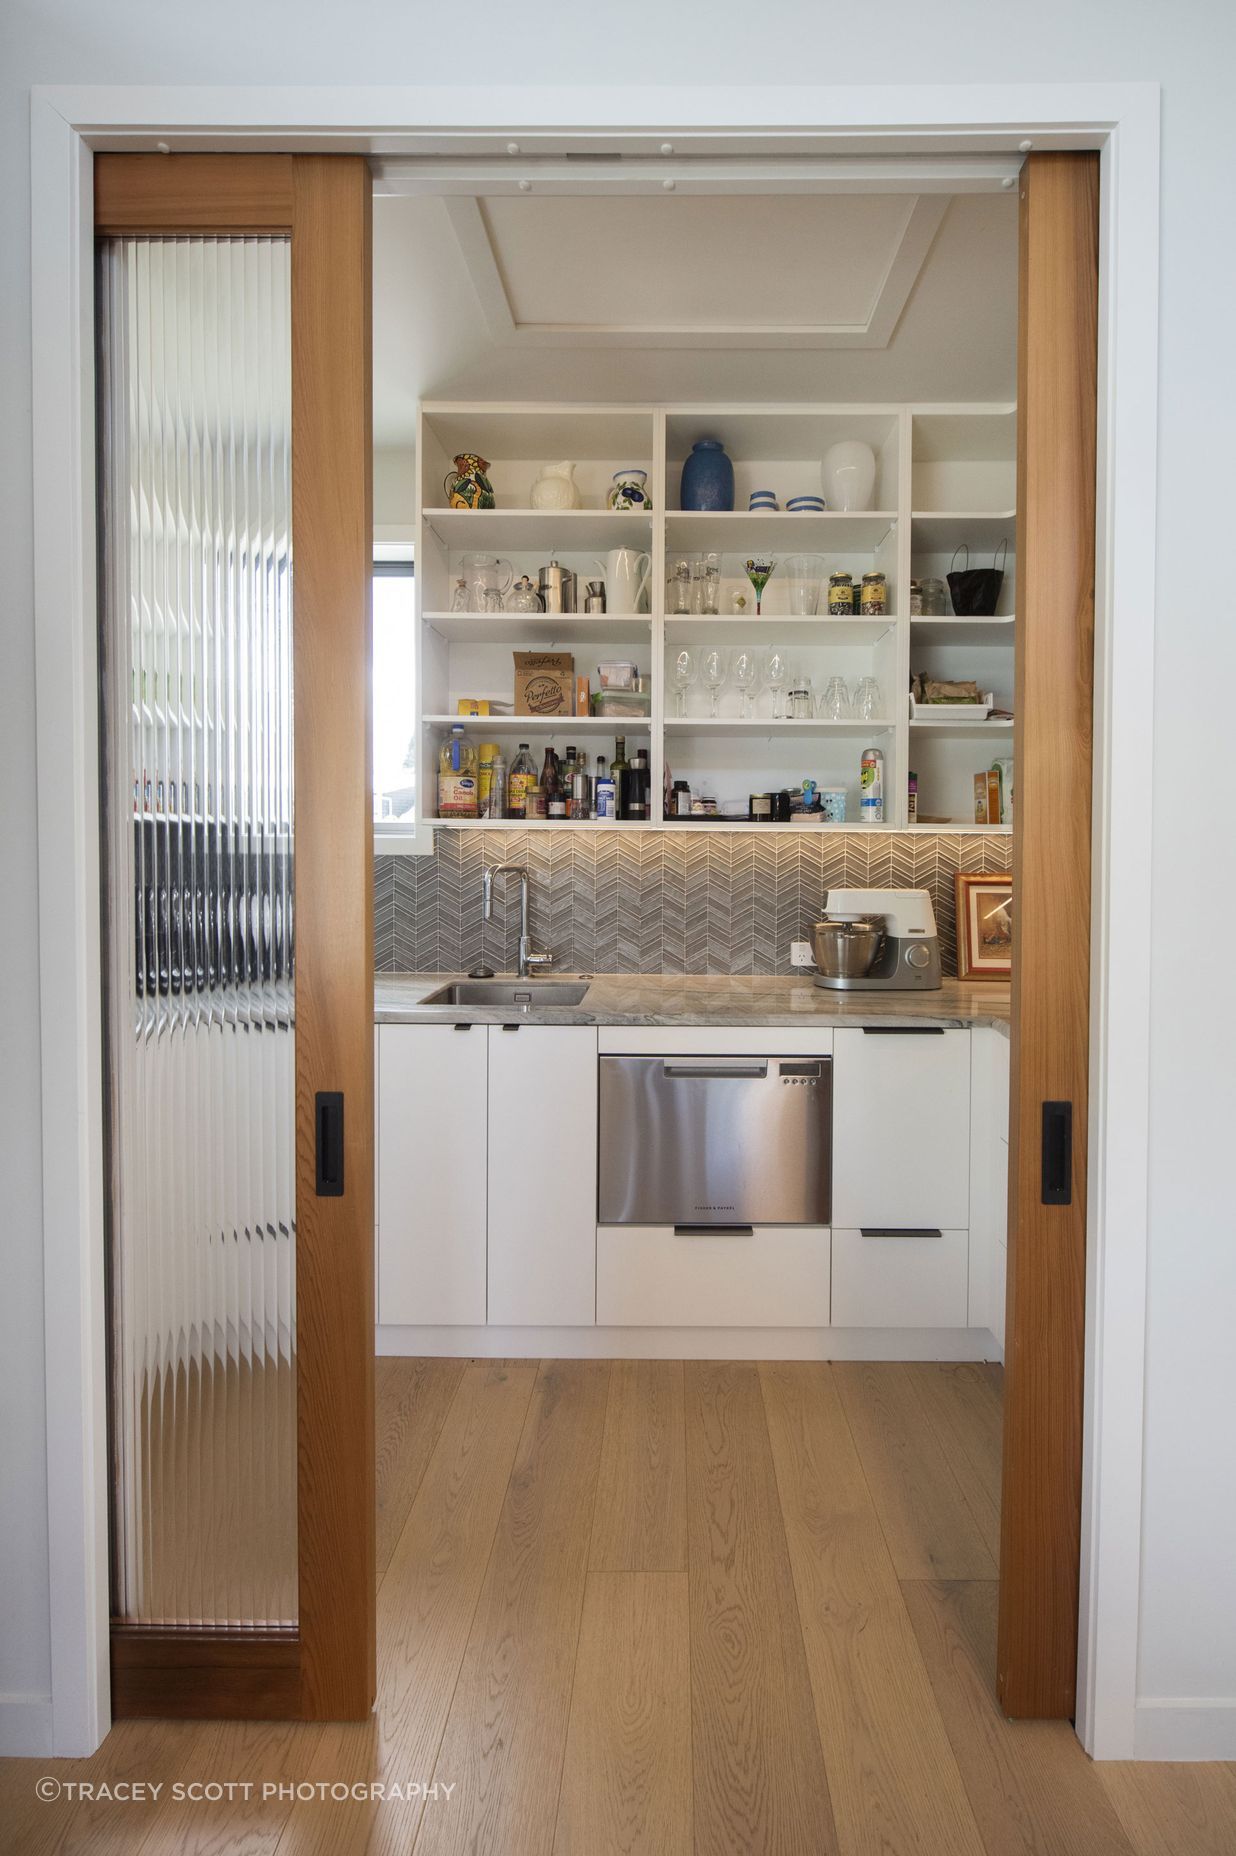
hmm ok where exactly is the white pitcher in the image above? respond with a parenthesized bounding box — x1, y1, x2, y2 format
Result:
(595, 547, 651, 614)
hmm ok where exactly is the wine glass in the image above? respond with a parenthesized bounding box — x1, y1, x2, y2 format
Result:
(700, 647, 729, 719)
(671, 648, 698, 718)
(744, 555, 776, 617)
(731, 647, 760, 720)
(764, 648, 790, 721)
(819, 675, 852, 722)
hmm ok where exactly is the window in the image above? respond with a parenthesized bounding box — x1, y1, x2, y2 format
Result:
(372, 548, 426, 849)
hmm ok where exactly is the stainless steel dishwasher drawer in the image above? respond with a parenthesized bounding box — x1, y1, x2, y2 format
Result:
(598, 1055, 832, 1227)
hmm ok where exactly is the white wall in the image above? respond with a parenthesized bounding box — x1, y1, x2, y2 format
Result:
(5, 0, 1236, 1757)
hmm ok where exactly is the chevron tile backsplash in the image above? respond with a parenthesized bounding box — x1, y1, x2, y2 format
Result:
(375, 831, 1012, 979)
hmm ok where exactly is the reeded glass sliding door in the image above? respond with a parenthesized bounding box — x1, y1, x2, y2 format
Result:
(95, 155, 374, 1721)
(100, 234, 296, 1628)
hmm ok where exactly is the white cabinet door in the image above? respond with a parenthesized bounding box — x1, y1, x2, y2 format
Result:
(487, 1025, 598, 1326)
(832, 1228, 969, 1328)
(832, 1028, 971, 1230)
(597, 1225, 830, 1328)
(377, 1025, 488, 1326)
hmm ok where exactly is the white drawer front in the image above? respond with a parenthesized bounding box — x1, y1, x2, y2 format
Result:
(831, 1227, 968, 1328)
(596, 1225, 831, 1328)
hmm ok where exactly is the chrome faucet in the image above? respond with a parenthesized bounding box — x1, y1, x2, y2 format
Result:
(481, 863, 554, 980)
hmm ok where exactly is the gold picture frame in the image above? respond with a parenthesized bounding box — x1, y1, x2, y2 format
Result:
(955, 871, 1013, 980)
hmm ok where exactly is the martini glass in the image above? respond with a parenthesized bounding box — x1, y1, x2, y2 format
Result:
(745, 555, 776, 617)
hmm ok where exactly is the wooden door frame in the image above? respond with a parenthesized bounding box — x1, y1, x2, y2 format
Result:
(93, 153, 376, 1723)
(30, 85, 1158, 1760)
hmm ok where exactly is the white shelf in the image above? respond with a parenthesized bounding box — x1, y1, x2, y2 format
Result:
(911, 512, 1016, 551)
(432, 817, 649, 832)
(665, 614, 896, 644)
(909, 717, 1015, 740)
(664, 510, 897, 552)
(423, 713, 648, 735)
(424, 611, 651, 646)
(420, 507, 653, 551)
(905, 821, 1012, 835)
(911, 614, 1015, 645)
(665, 716, 896, 740)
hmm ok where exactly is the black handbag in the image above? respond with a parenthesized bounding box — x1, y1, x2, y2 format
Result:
(948, 539, 1007, 617)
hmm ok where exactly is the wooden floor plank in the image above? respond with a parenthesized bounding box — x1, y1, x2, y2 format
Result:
(273, 1360, 538, 1856)
(685, 1361, 839, 1856)
(760, 1362, 985, 1856)
(903, 1363, 1004, 1559)
(414, 1360, 611, 1856)
(834, 1362, 998, 1581)
(589, 1361, 687, 1573)
(1, 1720, 227, 1856)
(903, 1578, 1136, 1856)
(374, 1357, 467, 1583)
(553, 1570, 691, 1856)
(1101, 1761, 1236, 1856)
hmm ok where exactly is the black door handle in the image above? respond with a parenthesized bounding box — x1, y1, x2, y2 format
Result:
(1041, 1100, 1073, 1205)
(315, 1090, 344, 1197)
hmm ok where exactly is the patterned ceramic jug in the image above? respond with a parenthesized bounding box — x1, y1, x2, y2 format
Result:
(443, 452, 495, 510)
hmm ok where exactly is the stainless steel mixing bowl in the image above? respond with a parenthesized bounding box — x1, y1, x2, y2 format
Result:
(809, 915, 886, 979)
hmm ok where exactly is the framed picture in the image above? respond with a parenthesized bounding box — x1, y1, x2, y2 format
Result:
(955, 872, 1014, 980)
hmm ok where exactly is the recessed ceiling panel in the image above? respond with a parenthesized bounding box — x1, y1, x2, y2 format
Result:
(445, 191, 950, 349)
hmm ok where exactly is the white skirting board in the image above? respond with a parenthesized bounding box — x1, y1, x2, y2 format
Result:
(1133, 1699, 1236, 1761)
(0, 1694, 54, 1758)
(375, 1325, 1003, 1363)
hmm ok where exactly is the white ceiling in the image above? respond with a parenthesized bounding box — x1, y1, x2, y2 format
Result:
(372, 188, 1017, 450)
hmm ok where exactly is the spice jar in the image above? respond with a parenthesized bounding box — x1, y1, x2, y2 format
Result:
(860, 571, 888, 615)
(827, 571, 855, 615)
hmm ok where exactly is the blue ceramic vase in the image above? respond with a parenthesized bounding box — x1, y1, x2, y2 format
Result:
(680, 437, 734, 512)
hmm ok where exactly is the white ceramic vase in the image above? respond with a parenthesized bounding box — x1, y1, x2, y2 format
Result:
(529, 461, 581, 511)
(821, 440, 877, 512)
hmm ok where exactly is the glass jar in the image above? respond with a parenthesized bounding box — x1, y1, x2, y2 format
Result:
(668, 558, 693, 615)
(827, 571, 855, 615)
(860, 571, 888, 616)
(909, 578, 923, 617)
(920, 576, 948, 616)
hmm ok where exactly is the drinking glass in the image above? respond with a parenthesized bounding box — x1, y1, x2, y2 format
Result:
(671, 648, 698, 718)
(744, 555, 776, 617)
(790, 681, 814, 720)
(667, 558, 693, 615)
(731, 647, 760, 719)
(853, 675, 883, 721)
(819, 675, 852, 721)
(783, 553, 825, 616)
(764, 648, 790, 721)
(693, 553, 721, 615)
(700, 647, 729, 719)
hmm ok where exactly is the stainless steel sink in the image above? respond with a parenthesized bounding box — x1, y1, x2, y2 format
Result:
(421, 979, 591, 1009)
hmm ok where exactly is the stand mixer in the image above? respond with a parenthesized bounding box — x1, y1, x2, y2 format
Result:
(810, 888, 943, 991)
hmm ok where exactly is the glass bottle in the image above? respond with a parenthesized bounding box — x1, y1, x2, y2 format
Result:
(610, 736, 629, 820)
(561, 746, 577, 819)
(506, 742, 537, 819)
(594, 756, 615, 820)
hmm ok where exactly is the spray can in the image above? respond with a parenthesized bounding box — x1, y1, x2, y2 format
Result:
(859, 746, 885, 825)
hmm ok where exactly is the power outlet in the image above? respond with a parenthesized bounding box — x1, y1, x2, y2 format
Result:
(789, 939, 815, 970)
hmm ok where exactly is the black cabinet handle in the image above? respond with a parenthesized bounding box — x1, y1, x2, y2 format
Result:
(860, 1227, 944, 1239)
(315, 1091, 344, 1197)
(1041, 1100, 1073, 1205)
(861, 1026, 945, 1035)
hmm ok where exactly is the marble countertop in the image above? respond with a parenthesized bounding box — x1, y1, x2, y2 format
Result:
(375, 973, 1010, 1035)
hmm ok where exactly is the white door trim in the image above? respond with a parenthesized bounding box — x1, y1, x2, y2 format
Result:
(29, 81, 1159, 1758)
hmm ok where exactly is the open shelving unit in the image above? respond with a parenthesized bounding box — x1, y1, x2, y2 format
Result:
(413, 400, 1016, 832)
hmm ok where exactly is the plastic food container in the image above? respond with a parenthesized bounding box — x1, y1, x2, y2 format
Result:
(597, 660, 638, 689)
